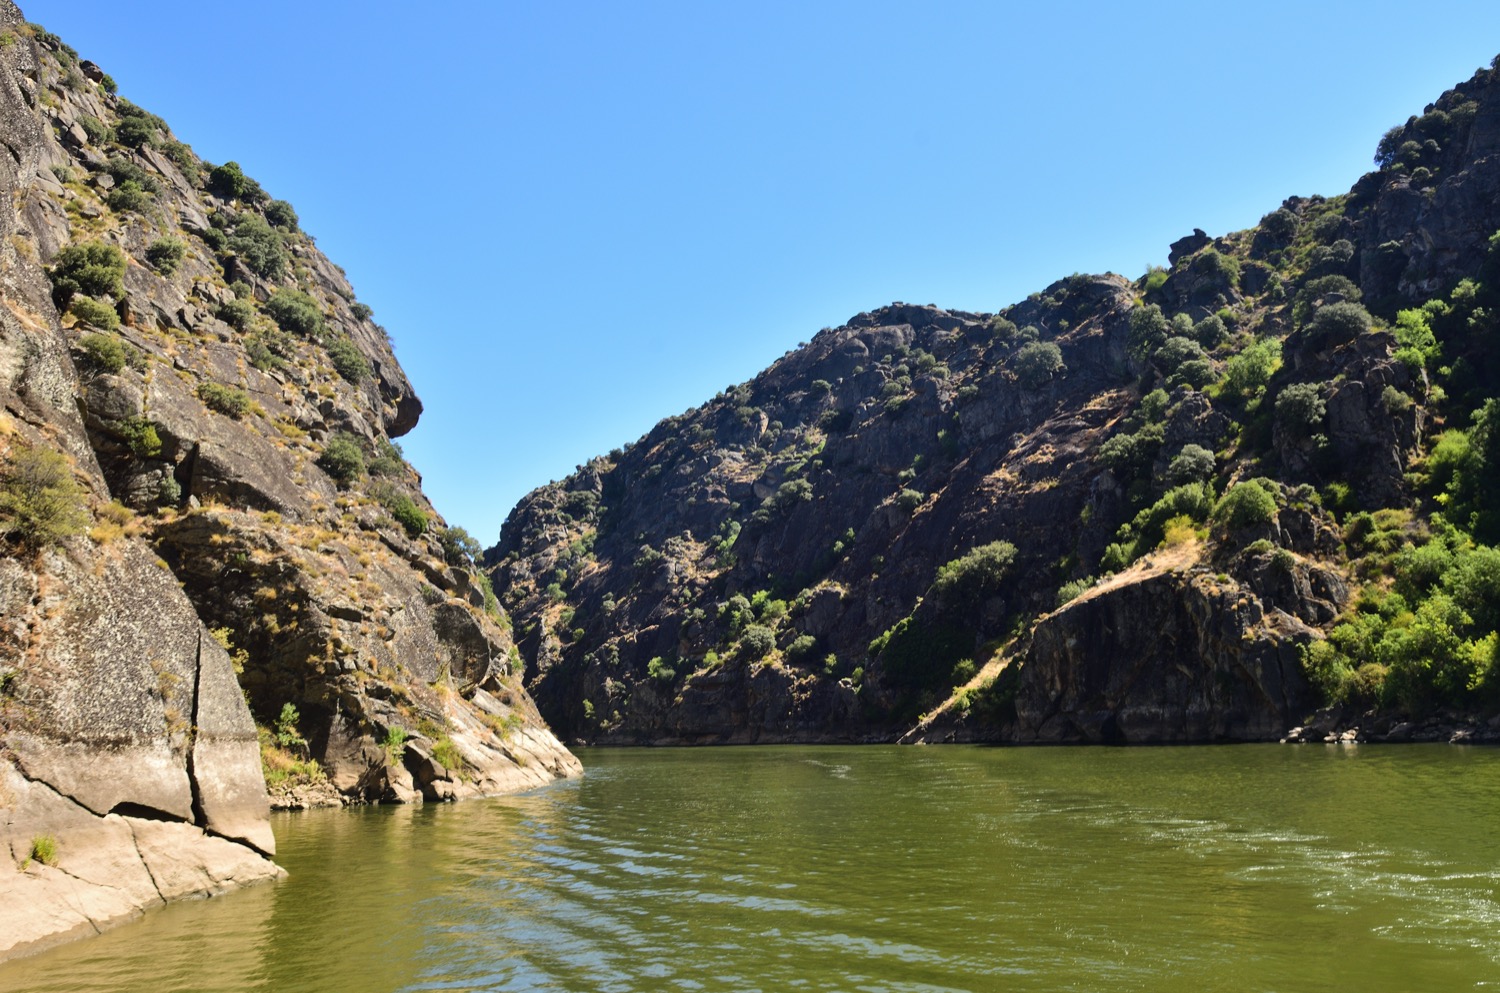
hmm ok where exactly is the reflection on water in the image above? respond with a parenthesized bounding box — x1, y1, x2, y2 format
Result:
(4, 745, 1499, 992)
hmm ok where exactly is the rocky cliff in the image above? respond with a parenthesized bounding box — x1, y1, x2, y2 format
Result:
(494, 58, 1500, 747)
(0, 6, 577, 961)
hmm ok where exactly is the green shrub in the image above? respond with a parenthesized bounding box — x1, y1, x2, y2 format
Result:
(326, 337, 368, 383)
(264, 199, 299, 231)
(106, 180, 152, 213)
(227, 215, 287, 280)
(274, 702, 307, 753)
(113, 100, 165, 147)
(68, 295, 119, 331)
(1258, 207, 1299, 244)
(437, 526, 481, 567)
(1192, 248, 1239, 288)
(1305, 239, 1355, 280)
(1193, 314, 1227, 347)
(28, 834, 58, 867)
(1306, 301, 1372, 347)
(1167, 444, 1215, 485)
(1220, 338, 1281, 399)
(1100, 482, 1214, 570)
(1292, 275, 1361, 326)
(47, 241, 125, 306)
(317, 432, 364, 483)
(1275, 382, 1326, 436)
(1171, 358, 1216, 389)
(1380, 594, 1486, 712)
(1128, 305, 1168, 358)
(932, 541, 1017, 610)
(1343, 509, 1412, 561)
(145, 237, 186, 274)
(646, 656, 677, 682)
(0, 446, 89, 547)
(119, 417, 162, 457)
(1055, 576, 1095, 608)
(79, 332, 126, 372)
(771, 478, 812, 510)
(217, 295, 256, 331)
(196, 381, 251, 418)
(1098, 422, 1165, 479)
(208, 161, 267, 203)
(1139, 388, 1170, 423)
(987, 314, 1018, 341)
(784, 634, 818, 665)
(951, 658, 978, 685)
(896, 487, 924, 512)
(381, 726, 408, 763)
(1153, 336, 1205, 374)
(76, 114, 112, 144)
(368, 438, 405, 477)
(163, 140, 200, 184)
(350, 302, 374, 322)
(431, 736, 461, 772)
(1392, 308, 1440, 369)
(1304, 530, 1500, 713)
(1212, 480, 1279, 531)
(114, 114, 157, 148)
(474, 571, 501, 617)
(1013, 340, 1064, 388)
(105, 156, 159, 194)
(245, 336, 277, 371)
(1432, 399, 1500, 544)
(264, 288, 323, 337)
(376, 488, 427, 537)
(740, 624, 775, 660)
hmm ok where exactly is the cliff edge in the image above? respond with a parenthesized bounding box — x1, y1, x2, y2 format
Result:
(0, 5, 577, 961)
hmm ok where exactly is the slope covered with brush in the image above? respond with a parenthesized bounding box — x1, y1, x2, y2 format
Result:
(494, 56, 1500, 746)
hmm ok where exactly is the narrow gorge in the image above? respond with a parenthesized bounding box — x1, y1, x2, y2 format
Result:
(5, 1, 1500, 970)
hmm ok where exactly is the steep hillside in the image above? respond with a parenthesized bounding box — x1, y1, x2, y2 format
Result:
(495, 57, 1500, 746)
(0, 6, 577, 959)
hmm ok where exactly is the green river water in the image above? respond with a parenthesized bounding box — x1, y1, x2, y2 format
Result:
(4, 744, 1499, 992)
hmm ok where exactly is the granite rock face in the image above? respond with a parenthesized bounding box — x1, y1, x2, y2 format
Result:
(494, 61, 1500, 747)
(0, 6, 576, 961)
(1014, 557, 1319, 743)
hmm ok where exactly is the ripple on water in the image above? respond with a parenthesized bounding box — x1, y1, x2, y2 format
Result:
(4, 745, 1500, 993)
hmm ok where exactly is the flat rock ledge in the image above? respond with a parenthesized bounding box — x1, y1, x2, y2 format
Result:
(0, 765, 282, 963)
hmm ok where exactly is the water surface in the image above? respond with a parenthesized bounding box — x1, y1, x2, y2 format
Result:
(5, 745, 1499, 992)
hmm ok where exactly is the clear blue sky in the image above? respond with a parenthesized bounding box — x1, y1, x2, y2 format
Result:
(26, 1, 1500, 544)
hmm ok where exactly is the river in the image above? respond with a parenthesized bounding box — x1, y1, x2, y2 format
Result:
(4, 744, 1498, 991)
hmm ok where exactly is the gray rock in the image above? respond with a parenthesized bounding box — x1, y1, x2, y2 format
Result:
(1015, 564, 1316, 743)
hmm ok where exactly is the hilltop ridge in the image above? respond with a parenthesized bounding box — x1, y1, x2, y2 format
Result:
(492, 55, 1500, 747)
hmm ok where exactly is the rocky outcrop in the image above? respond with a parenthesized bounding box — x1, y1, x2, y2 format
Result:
(1354, 68, 1500, 299)
(0, 6, 577, 961)
(0, 761, 280, 962)
(494, 282, 1149, 742)
(0, 4, 281, 957)
(1013, 554, 1318, 742)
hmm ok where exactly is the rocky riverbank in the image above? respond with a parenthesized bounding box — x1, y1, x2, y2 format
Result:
(0, 4, 578, 962)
